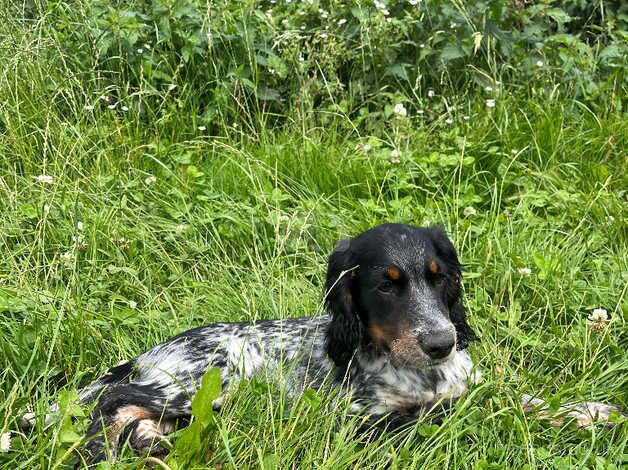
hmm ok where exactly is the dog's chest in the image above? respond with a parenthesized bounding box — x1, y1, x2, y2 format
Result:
(369, 350, 476, 414)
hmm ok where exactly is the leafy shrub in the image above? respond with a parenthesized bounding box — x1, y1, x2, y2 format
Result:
(18, 0, 628, 131)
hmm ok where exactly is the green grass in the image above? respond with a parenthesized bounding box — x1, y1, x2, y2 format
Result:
(0, 1, 627, 468)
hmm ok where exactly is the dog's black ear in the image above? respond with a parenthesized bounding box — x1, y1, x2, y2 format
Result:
(428, 226, 463, 304)
(324, 238, 363, 368)
(428, 226, 476, 348)
(450, 302, 476, 350)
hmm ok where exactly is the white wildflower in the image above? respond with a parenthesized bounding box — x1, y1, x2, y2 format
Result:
(0, 432, 10, 453)
(84, 104, 94, 111)
(463, 206, 477, 217)
(281, 19, 288, 25)
(128, 300, 138, 309)
(417, 109, 425, 115)
(167, 84, 177, 91)
(355, 143, 372, 153)
(137, 48, 144, 54)
(536, 60, 544, 67)
(485, 86, 493, 92)
(588, 308, 608, 323)
(107, 104, 116, 110)
(518, 267, 532, 276)
(445, 118, 453, 125)
(35, 174, 54, 184)
(121, 105, 129, 112)
(99, 95, 109, 102)
(337, 18, 347, 25)
(143, 43, 151, 50)
(390, 149, 401, 164)
(409, 0, 421, 4)
(298, 55, 305, 62)
(495, 80, 501, 85)
(511, 149, 518, 154)
(486, 98, 496, 108)
(463, 115, 470, 120)
(393, 103, 407, 118)
(43, 204, 51, 213)
(60, 251, 75, 266)
(419, 43, 425, 48)
(77, 221, 84, 231)
(144, 175, 157, 185)
(427, 89, 435, 97)
(197, 125, 206, 131)
(606, 215, 615, 225)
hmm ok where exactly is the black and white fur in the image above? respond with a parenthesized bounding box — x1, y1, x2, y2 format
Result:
(20, 223, 621, 463)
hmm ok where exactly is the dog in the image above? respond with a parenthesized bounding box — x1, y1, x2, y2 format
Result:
(20, 223, 622, 464)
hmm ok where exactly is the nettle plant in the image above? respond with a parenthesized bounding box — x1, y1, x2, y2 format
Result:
(50, 0, 627, 130)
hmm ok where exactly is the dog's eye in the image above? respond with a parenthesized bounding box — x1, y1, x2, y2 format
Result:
(378, 281, 394, 293)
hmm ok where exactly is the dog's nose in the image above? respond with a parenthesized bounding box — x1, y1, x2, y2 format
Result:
(419, 331, 455, 360)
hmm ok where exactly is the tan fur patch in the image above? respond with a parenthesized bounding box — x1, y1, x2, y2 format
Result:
(390, 335, 423, 361)
(428, 260, 439, 274)
(385, 266, 401, 280)
(107, 406, 153, 443)
(369, 324, 391, 344)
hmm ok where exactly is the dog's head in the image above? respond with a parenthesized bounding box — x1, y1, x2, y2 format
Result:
(324, 223, 475, 369)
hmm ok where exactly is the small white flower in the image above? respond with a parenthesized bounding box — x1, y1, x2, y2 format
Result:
(495, 80, 501, 85)
(450, 22, 457, 28)
(337, 18, 347, 25)
(144, 175, 157, 185)
(143, 43, 151, 50)
(99, 95, 109, 102)
(281, 19, 288, 25)
(463, 115, 470, 120)
(298, 55, 305, 62)
(35, 174, 54, 184)
(0, 432, 10, 453)
(427, 89, 435, 98)
(409, 0, 421, 5)
(390, 149, 401, 164)
(393, 103, 407, 118)
(197, 125, 206, 131)
(606, 215, 615, 225)
(128, 300, 138, 309)
(300, 25, 306, 30)
(137, 48, 144, 54)
(167, 84, 177, 91)
(486, 98, 496, 108)
(77, 221, 84, 231)
(511, 149, 518, 154)
(107, 104, 116, 109)
(485, 86, 493, 92)
(518, 267, 532, 276)
(60, 251, 75, 266)
(463, 206, 477, 217)
(121, 105, 129, 112)
(84, 104, 94, 111)
(588, 308, 608, 323)
(419, 43, 425, 48)
(445, 118, 453, 125)
(321, 11, 329, 19)
(536, 60, 544, 67)
(43, 204, 51, 213)
(417, 109, 425, 115)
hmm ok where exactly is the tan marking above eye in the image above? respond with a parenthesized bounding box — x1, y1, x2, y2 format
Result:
(385, 266, 401, 280)
(428, 260, 439, 274)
